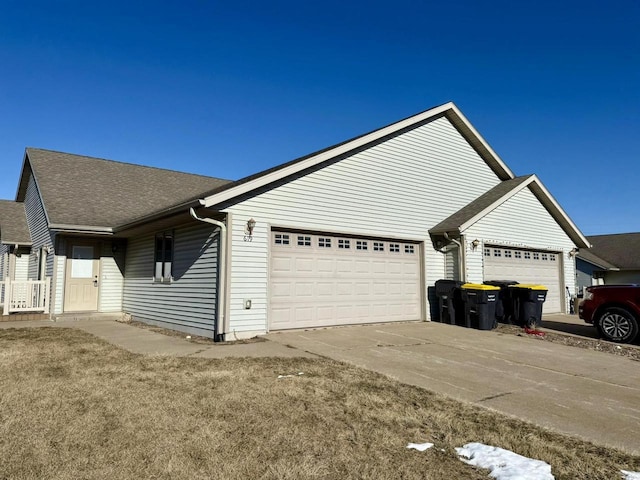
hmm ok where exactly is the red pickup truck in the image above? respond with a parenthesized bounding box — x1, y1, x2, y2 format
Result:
(579, 285, 640, 343)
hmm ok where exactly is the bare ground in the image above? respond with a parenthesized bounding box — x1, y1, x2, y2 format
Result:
(495, 324, 640, 362)
(1, 327, 639, 480)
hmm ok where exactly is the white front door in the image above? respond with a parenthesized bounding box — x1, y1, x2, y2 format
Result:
(64, 243, 99, 312)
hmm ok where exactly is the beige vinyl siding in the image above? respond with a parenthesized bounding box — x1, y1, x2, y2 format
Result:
(24, 174, 54, 279)
(53, 236, 67, 314)
(98, 241, 125, 312)
(225, 116, 502, 334)
(464, 187, 576, 312)
(444, 245, 460, 281)
(122, 223, 219, 337)
(14, 251, 29, 281)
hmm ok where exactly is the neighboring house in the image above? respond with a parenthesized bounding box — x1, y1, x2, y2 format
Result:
(576, 233, 640, 292)
(0, 102, 589, 338)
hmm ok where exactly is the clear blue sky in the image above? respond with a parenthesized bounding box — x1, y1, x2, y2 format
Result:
(1, 1, 638, 235)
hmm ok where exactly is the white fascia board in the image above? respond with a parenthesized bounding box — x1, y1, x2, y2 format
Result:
(0, 240, 32, 246)
(527, 177, 591, 248)
(458, 176, 536, 232)
(202, 102, 514, 208)
(458, 174, 591, 249)
(18, 152, 53, 227)
(49, 224, 113, 235)
(445, 104, 515, 180)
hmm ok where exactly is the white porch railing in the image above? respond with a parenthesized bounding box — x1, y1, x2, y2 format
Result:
(0, 278, 51, 315)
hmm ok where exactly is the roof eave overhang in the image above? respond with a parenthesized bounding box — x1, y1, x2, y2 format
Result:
(0, 240, 33, 247)
(201, 102, 515, 209)
(113, 199, 205, 233)
(429, 175, 590, 249)
(526, 178, 591, 249)
(49, 224, 114, 235)
(575, 255, 615, 270)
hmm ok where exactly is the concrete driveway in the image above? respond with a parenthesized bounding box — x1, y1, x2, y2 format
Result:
(265, 320, 640, 454)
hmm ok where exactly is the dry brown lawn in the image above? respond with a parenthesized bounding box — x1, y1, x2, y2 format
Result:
(1, 328, 638, 480)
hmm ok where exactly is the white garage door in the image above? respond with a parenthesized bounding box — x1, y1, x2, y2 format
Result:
(483, 246, 563, 313)
(269, 230, 422, 330)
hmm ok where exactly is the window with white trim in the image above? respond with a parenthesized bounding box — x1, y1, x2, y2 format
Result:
(338, 239, 350, 249)
(373, 242, 384, 252)
(515, 251, 522, 259)
(524, 252, 531, 259)
(484, 247, 491, 257)
(541, 253, 548, 261)
(404, 244, 415, 254)
(493, 249, 502, 257)
(154, 231, 174, 282)
(505, 250, 512, 258)
(389, 243, 400, 253)
(550, 254, 556, 261)
(533, 252, 540, 260)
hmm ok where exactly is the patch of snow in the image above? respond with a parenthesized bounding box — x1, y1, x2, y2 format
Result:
(277, 372, 304, 379)
(622, 470, 640, 480)
(456, 443, 554, 480)
(406, 442, 434, 452)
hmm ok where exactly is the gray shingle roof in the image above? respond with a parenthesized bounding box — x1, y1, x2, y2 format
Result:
(429, 175, 533, 234)
(20, 148, 232, 228)
(0, 201, 32, 245)
(581, 233, 640, 270)
(576, 249, 617, 270)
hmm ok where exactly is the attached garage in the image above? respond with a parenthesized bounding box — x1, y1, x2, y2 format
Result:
(195, 102, 591, 339)
(483, 245, 563, 313)
(269, 230, 421, 330)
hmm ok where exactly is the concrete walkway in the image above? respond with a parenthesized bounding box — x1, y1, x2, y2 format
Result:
(266, 320, 640, 455)
(0, 318, 316, 358)
(2, 316, 639, 454)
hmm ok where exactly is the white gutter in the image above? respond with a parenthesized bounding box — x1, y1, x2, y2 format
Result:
(48, 224, 113, 234)
(189, 208, 227, 341)
(444, 232, 466, 282)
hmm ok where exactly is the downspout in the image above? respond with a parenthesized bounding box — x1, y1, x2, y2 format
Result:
(443, 232, 466, 282)
(189, 208, 227, 342)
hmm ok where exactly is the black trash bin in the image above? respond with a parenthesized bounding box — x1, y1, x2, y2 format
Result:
(483, 280, 519, 324)
(508, 284, 548, 327)
(434, 280, 463, 325)
(460, 283, 500, 330)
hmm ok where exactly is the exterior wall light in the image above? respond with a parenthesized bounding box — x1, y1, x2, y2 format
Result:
(471, 239, 480, 250)
(246, 218, 256, 236)
(568, 248, 578, 258)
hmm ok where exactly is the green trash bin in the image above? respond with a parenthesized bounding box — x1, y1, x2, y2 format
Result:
(508, 284, 548, 327)
(460, 283, 500, 330)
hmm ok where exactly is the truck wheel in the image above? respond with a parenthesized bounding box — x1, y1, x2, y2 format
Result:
(597, 307, 639, 343)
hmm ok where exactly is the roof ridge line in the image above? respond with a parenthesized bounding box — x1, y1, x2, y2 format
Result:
(26, 147, 231, 182)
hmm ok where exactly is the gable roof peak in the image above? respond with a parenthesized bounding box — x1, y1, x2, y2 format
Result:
(201, 102, 515, 209)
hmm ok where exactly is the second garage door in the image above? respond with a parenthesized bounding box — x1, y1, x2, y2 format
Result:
(483, 245, 563, 313)
(269, 230, 422, 330)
